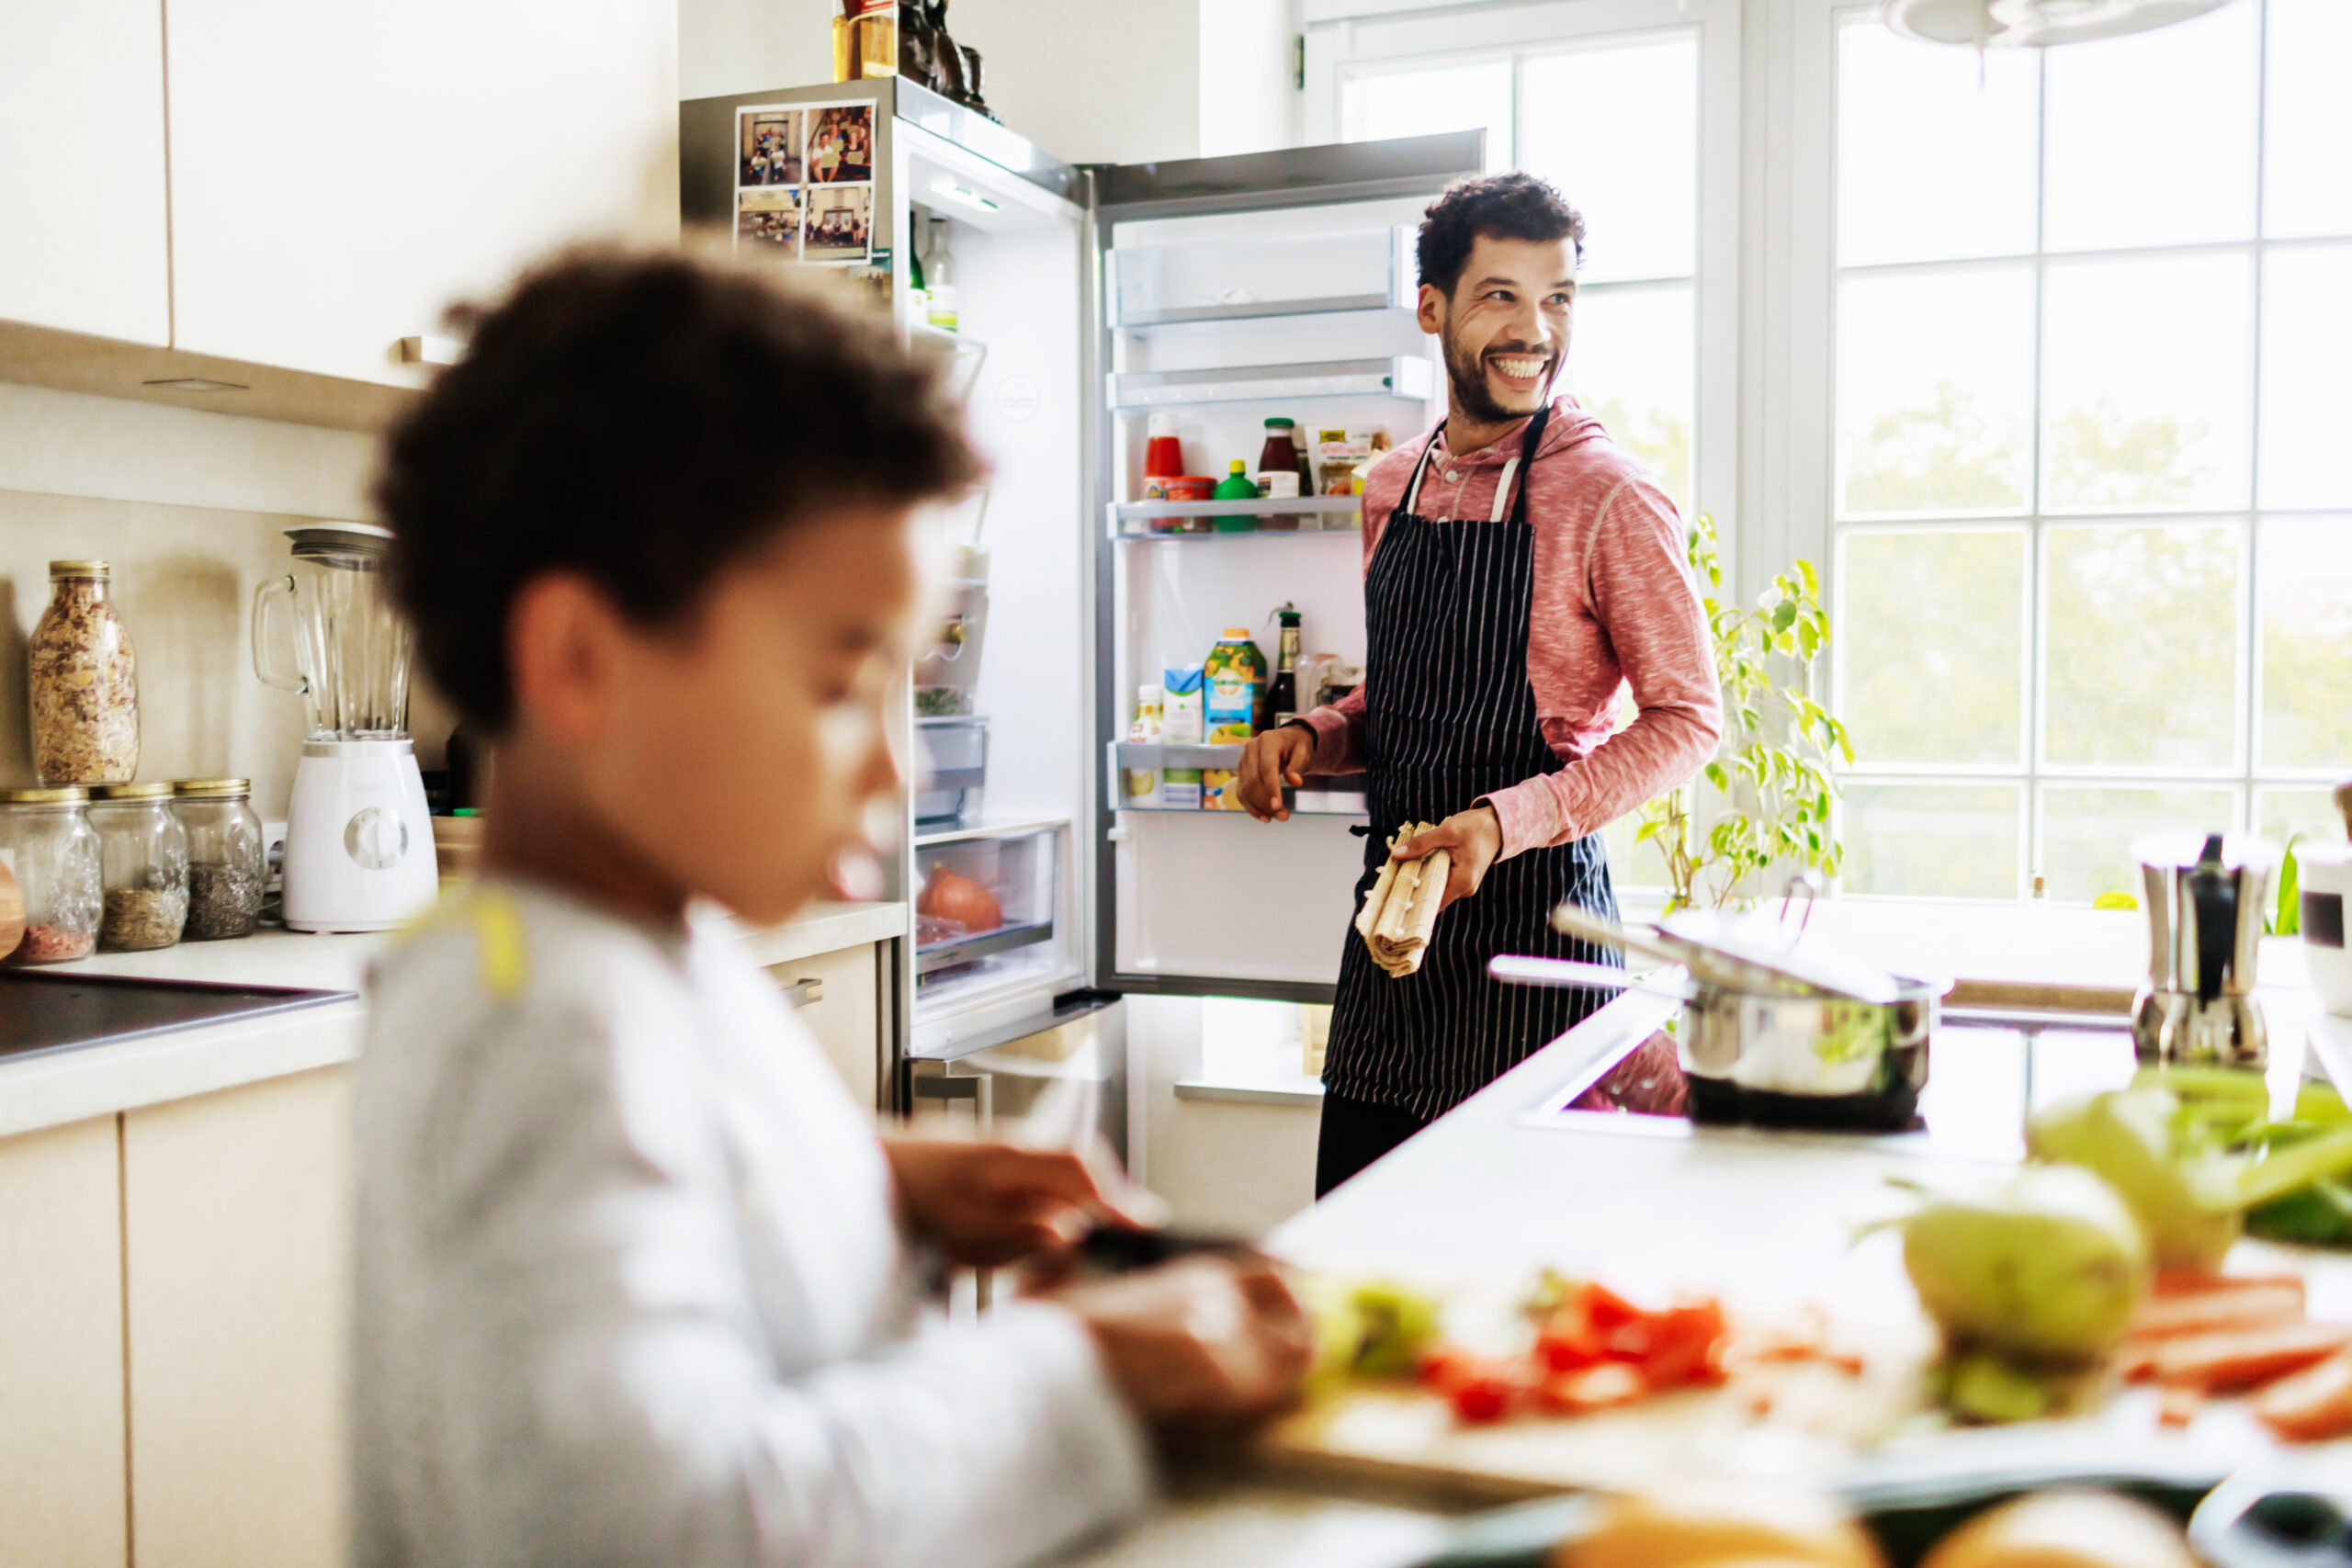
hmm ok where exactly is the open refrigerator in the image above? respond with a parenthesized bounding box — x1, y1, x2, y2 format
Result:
(682, 80, 1480, 1144)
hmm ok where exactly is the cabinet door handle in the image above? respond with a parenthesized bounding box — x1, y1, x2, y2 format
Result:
(782, 977, 824, 1010)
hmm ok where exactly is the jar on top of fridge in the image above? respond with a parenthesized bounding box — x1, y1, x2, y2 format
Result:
(173, 778, 266, 940)
(28, 559, 139, 786)
(90, 783, 187, 951)
(0, 787, 101, 964)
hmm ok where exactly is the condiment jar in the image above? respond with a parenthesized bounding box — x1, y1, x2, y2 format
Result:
(28, 560, 139, 786)
(89, 783, 187, 952)
(172, 778, 265, 941)
(0, 787, 101, 964)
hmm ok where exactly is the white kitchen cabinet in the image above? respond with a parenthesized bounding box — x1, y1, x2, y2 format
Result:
(0, 0, 171, 344)
(123, 1066, 353, 1568)
(773, 942, 886, 1111)
(0, 1115, 130, 1568)
(164, 0, 679, 387)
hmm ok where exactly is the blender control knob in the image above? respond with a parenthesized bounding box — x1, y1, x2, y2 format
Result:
(344, 807, 410, 871)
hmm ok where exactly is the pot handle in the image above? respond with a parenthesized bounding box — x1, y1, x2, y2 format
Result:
(252, 575, 308, 694)
(1487, 955, 1692, 1000)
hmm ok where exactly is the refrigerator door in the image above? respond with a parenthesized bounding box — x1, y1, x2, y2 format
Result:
(1091, 135, 1483, 1004)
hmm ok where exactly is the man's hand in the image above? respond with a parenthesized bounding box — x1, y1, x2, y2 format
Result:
(1039, 1255, 1315, 1423)
(1237, 725, 1317, 822)
(881, 1138, 1152, 1268)
(1392, 804, 1504, 909)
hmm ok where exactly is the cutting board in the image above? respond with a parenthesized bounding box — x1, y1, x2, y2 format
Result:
(1256, 1341, 1935, 1506)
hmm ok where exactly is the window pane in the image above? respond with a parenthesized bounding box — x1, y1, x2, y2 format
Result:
(1842, 783, 2021, 899)
(2259, 788, 2349, 849)
(1340, 59, 1512, 172)
(1521, 34, 1696, 283)
(1838, 529, 2025, 765)
(1837, 22, 2037, 266)
(2044, 524, 2241, 770)
(1839, 266, 2033, 515)
(2259, 246, 2352, 511)
(2042, 785, 2238, 905)
(2041, 254, 2253, 513)
(2266, 0, 2352, 238)
(2042, 1, 2257, 252)
(2260, 517, 2352, 772)
(1562, 284, 1692, 511)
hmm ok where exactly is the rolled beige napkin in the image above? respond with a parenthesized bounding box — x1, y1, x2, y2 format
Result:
(1358, 821, 1451, 976)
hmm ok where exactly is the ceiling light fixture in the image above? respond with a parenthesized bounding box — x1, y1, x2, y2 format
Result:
(930, 179, 1001, 215)
(1884, 0, 2233, 47)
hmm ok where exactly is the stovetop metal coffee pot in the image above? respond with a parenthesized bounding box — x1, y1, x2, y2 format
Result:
(2132, 830, 2278, 1069)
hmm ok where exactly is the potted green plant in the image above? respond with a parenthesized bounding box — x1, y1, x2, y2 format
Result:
(1635, 513, 1853, 911)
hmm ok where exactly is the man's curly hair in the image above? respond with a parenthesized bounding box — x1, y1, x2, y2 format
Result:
(1416, 172, 1588, 297)
(375, 249, 978, 732)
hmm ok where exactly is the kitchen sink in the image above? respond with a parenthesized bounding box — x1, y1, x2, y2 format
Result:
(0, 970, 355, 1063)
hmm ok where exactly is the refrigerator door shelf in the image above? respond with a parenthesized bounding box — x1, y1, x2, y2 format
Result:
(1108, 226, 1416, 330)
(1110, 495, 1363, 536)
(1108, 355, 1432, 410)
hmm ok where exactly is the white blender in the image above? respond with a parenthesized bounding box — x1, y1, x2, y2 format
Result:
(253, 522, 438, 931)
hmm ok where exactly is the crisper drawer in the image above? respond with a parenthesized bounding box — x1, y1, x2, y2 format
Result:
(912, 822, 1059, 996)
(1107, 226, 1415, 328)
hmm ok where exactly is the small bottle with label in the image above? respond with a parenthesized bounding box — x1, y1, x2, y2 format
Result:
(1124, 684, 1163, 804)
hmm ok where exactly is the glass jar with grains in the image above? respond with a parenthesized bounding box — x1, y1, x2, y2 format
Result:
(0, 787, 102, 964)
(90, 783, 186, 951)
(28, 560, 139, 785)
(172, 778, 266, 941)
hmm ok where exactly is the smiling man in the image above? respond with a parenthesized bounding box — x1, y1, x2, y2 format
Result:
(1237, 172, 1724, 1195)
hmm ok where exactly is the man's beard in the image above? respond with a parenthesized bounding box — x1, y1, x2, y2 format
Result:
(1442, 331, 1558, 424)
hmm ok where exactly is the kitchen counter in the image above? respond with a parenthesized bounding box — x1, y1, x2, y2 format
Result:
(1069, 984, 2352, 1566)
(0, 897, 907, 1140)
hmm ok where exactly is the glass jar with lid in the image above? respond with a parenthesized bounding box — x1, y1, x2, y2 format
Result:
(0, 787, 102, 964)
(172, 778, 266, 941)
(89, 783, 186, 951)
(28, 560, 140, 785)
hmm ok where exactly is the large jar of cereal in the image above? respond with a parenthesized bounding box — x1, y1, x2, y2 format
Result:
(28, 560, 139, 786)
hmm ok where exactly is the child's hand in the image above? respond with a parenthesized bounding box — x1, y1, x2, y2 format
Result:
(881, 1138, 1152, 1268)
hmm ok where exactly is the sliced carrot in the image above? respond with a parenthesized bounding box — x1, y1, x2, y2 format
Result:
(2156, 1383, 2205, 1428)
(2131, 1280, 2307, 1340)
(2152, 1269, 2304, 1298)
(2255, 1349, 2352, 1442)
(2119, 1343, 2165, 1383)
(2151, 1322, 2352, 1393)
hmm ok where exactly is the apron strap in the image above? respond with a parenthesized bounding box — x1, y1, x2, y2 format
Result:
(1397, 423, 1444, 516)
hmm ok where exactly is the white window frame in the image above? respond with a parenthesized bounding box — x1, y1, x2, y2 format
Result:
(1304, 0, 1743, 574)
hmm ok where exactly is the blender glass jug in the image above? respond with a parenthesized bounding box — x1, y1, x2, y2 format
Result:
(252, 523, 411, 739)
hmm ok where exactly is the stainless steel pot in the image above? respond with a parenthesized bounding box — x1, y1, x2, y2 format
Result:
(1491, 951, 1952, 1132)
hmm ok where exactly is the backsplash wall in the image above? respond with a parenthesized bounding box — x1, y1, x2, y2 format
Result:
(0, 384, 451, 820)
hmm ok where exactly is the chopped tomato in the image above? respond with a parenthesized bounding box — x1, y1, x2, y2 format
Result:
(1452, 1371, 1519, 1424)
(2255, 1349, 2352, 1442)
(1417, 1346, 1476, 1393)
(1578, 1282, 1645, 1333)
(1536, 1361, 1646, 1415)
(1535, 1327, 1605, 1373)
(1639, 1300, 1729, 1387)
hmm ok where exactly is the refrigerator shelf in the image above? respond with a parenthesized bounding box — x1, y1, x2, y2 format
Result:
(1108, 495, 1363, 536)
(1107, 226, 1418, 331)
(1108, 355, 1432, 410)
(915, 918, 1056, 976)
(1113, 799, 1371, 818)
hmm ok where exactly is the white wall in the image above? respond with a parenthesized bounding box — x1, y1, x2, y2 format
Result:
(679, 0, 1216, 164)
(0, 387, 445, 819)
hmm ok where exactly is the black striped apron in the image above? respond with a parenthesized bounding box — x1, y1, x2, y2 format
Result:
(1321, 408, 1623, 1121)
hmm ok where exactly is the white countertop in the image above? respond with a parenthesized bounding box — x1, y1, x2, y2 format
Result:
(0, 897, 906, 1139)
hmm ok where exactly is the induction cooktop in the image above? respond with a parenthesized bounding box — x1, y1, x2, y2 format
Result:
(0, 970, 356, 1063)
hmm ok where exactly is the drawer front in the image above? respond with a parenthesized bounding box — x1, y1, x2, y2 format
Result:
(771, 943, 882, 1111)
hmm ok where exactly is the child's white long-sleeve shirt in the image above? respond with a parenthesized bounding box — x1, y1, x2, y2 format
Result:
(353, 881, 1152, 1568)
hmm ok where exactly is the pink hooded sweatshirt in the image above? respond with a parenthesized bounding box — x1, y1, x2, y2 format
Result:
(1297, 395, 1724, 861)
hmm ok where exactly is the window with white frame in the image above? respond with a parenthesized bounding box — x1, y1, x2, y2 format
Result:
(1325, 14, 1708, 516)
(1829, 0, 2352, 905)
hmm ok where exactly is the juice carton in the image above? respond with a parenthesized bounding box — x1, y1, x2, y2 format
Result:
(1160, 666, 1204, 810)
